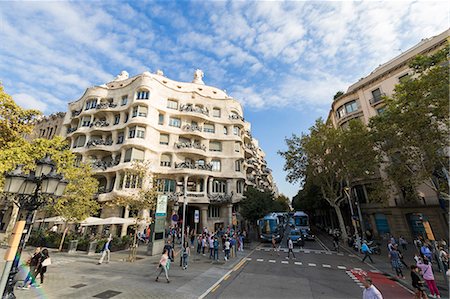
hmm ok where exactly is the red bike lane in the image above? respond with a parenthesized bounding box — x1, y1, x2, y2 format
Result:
(350, 269, 414, 298)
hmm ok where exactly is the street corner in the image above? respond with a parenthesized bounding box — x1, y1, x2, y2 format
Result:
(347, 268, 414, 299)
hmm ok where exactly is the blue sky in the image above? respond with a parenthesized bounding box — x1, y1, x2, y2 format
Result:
(0, 1, 448, 199)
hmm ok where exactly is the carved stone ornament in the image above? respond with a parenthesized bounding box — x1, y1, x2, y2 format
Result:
(113, 70, 129, 82)
(208, 192, 233, 203)
(192, 69, 204, 85)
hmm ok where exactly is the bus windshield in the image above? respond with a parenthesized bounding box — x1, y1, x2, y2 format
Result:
(261, 219, 277, 234)
(294, 216, 308, 227)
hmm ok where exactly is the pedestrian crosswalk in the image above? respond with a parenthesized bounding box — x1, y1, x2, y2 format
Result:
(245, 257, 380, 273)
(255, 247, 357, 258)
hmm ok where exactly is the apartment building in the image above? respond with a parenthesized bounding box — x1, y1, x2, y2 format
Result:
(327, 29, 449, 241)
(60, 69, 275, 235)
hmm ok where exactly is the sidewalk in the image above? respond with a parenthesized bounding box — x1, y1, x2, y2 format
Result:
(330, 235, 449, 298)
(0, 241, 258, 299)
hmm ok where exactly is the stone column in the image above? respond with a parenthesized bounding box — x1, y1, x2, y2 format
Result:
(227, 203, 233, 227)
(203, 177, 208, 197)
(209, 178, 213, 195)
(120, 206, 130, 237)
(201, 206, 208, 232)
(4, 204, 19, 241)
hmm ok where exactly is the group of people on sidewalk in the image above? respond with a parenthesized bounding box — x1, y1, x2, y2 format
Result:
(19, 247, 51, 290)
(358, 234, 448, 299)
(155, 226, 246, 283)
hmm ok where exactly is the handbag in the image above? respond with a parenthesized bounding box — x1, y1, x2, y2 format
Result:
(42, 257, 52, 267)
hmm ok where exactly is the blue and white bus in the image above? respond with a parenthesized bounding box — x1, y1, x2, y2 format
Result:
(292, 211, 310, 230)
(258, 213, 282, 242)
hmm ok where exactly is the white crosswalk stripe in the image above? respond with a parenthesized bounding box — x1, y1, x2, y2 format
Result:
(246, 258, 252, 261)
(294, 262, 302, 265)
(268, 260, 276, 263)
(308, 263, 316, 267)
(281, 261, 289, 264)
(338, 266, 347, 270)
(257, 259, 264, 262)
(322, 264, 331, 268)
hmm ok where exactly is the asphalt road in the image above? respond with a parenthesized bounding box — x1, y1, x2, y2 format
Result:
(205, 225, 413, 299)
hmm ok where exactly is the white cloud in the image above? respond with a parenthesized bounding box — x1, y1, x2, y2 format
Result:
(12, 93, 48, 111)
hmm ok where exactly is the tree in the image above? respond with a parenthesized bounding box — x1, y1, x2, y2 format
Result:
(279, 118, 379, 240)
(240, 187, 275, 224)
(273, 194, 291, 212)
(0, 84, 40, 149)
(107, 161, 158, 262)
(0, 88, 98, 243)
(369, 45, 449, 202)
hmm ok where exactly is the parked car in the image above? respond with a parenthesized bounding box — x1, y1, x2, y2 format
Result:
(288, 229, 305, 247)
(300, 228, 316, 241)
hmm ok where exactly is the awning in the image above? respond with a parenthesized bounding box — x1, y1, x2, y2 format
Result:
(81, 217, 138, 226)
(35, 216, 66, 224)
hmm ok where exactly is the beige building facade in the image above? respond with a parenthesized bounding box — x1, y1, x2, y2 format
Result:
(59, 69, 275, 235)
(327, 29, 449, 240)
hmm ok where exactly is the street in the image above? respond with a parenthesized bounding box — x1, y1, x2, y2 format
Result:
(204, 227, 414, 299)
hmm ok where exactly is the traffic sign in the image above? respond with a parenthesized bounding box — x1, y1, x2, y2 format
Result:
(172, 214, 179, 222)
(194, 210, 199, 223)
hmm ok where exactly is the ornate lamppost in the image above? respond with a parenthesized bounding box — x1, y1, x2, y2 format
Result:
(0, 157, 67, 299)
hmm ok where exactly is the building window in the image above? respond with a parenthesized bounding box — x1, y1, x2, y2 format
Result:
(136, 90, 149, 100)
(212, 108, 221, 118)
(128, 127, 136, 138)
(117, 132, 124, 144)
(237, 180, 244, 194)
(208, 206, 220, 218)
(114, 114, 120, 125)
(74, 135, 86, 148)
(212, 180, 227, 193)
(160, 154, 171, 167)
(371, 88, 382, 103)
(121, 96, 128, 106)
(336, 106, 345, 119)
(234, 142, 240, 152)
(377, 107, 385, 115)
(138, 106, 148, 117)
(235, 160, 241, 171)
(156, 179, 176, 192)
(124, 148, 132, 162)
(169, 117, 181, 128)
(209, 141, 222, 152)
(233, 126, 240, 136)
(124, 113, 129, 123)
(132, 106, 138, 118)
(85, 99, 97, 110)
(137, 127, 145, 138)
(398, 73, 410, 83)
(211, 160, 221, 172)
(160, 134, 169, 145)
(204, 123, 215, 133)
(196, 159, 205, 167)
(81, 116, 91, 127)
(158, 114, 164, 125)
(345, 100, 358, 114)
(124, 174, 143, 189)
(125, 148, 145, 162)
(167, 99, 178, 110)
(223, 126, 228, 135)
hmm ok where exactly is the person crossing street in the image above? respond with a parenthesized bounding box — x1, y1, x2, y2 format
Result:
(287, 237, 296, 259)
(361, 240, 374, 263)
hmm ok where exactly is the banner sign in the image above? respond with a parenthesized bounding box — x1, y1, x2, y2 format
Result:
(194, 210, 199, 223)
(155, 195, 168, 216)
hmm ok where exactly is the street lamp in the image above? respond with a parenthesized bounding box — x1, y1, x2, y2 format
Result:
(344, 187, 361, 249)
(1, 157, 67, 299)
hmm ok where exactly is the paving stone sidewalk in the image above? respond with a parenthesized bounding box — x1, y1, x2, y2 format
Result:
(0, 242, 257, 299)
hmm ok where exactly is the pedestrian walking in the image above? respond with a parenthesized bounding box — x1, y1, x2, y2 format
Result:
(389, 245, 405, 279)
(98, 236, 112, 264)
(333, 233, 340, 252)
(439, 247, 448, 273)
(362, 277, 383, 299)
(417, 257, 441, 298)
(201, 235, 206, 255)
(155, 249, 170, 283)
(271, 235, 279, 256)
(197, 235, 202, 254)
(287, 238, 296, 259)
(239, 234, 244, 251)
(361, 241, 374, 263)
(20, 247, 41, 289)
(35, 249, 50, 287)
(421, 243, 433, 261)
(411, 265, 428, 299)
(164, 239, 174, 262)
(213, 236, 219, 261)
(399, 236, 408, 251)
(224, 238, 230, 261)
(182, 241, 190, 270)
(209, 235, 214, 259)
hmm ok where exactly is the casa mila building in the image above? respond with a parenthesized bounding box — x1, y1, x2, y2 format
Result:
(61, 69, 276, 236)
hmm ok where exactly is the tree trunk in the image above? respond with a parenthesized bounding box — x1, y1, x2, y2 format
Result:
(332, 204, 348, 240)
(4, 203, 19, 242)
(58, 223, 69, 251)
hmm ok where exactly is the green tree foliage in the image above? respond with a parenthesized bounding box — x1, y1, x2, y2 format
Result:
(240, 187, 276, 223)
(292, 179, 328, 212)
(369, 45, 449, 201)
(0, 84, 41, 149)
(273, 194, 291, 212)
(279, 118, 379, 239)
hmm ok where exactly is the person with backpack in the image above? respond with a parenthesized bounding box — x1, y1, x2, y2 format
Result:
(155, 249, 170, 283)
(411, 265, 428, 299)
(417, 257, 441, 298)
(163, 239, 174, 262)
(361, 241, 374, 263)
(213, 236, 219, 261)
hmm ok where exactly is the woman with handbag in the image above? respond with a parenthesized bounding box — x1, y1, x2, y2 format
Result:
(35, 249, 51, 288)
(411, 265, 428, 299)
(20, 247, 41, 289)
(417, 257, 440, 298)
(155, 249, 170, 283)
